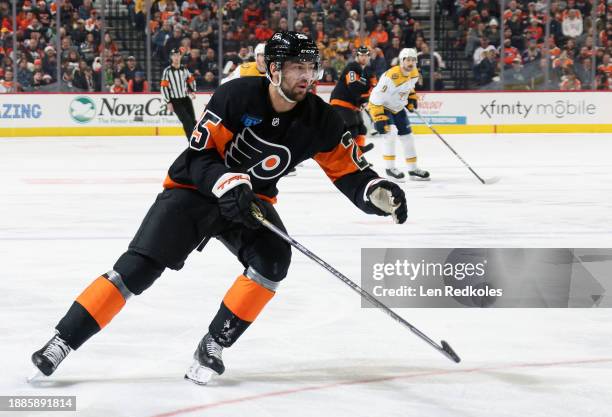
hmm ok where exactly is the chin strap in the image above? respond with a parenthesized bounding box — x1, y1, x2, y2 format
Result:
(268, 71, 297, 104)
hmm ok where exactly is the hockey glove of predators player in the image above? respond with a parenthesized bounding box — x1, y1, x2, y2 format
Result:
(366, 180, 407, 224)
(214, 173, 267, 229)
(406, 92, 418, 113)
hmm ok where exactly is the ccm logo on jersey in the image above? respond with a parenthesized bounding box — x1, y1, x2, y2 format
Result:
(225, 127, 292, 180)
(212, 172, 252, 198)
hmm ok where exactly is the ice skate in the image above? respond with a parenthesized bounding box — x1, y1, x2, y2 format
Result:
(408, 168, 430, 181)
(31, 334, 71, 377)
(184, 333, 225, 385)
(385, 168, 406, 182)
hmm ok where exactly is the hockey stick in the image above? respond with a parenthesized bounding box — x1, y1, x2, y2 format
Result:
(250, 205, 461, 364)
(413, 110, 500, 185)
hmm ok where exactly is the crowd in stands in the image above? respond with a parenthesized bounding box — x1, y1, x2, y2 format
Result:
(1, 0, 610, 93)
(0, 0, 149, 92)
(452, 0, 611, 89)
(143, 0, 447, 90)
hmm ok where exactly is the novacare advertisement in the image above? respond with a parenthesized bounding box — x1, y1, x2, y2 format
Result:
(0, 94, 211, 128)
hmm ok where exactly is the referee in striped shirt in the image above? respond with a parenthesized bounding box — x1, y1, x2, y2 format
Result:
(161, 48, 197, 140)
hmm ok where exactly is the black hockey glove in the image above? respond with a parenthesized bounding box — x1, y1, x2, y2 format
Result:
(217, 184, 266, 229)
(406, 92, 418, 113)
(366, 180, 407, 224)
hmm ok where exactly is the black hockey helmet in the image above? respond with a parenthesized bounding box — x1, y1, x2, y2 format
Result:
(356, 46, 370, 55)
(264, 31, 321, 76)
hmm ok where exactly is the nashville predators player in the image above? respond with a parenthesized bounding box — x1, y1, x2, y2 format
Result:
(368, 48, 430, 181)
(221, 43, 267, 84)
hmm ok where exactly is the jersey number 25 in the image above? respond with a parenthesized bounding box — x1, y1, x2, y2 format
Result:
(190, 109, 222, 151)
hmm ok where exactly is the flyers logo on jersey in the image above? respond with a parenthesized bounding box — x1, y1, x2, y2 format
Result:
(225, 127, 292, 180)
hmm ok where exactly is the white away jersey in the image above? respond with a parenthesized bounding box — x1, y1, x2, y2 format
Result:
(369, 65, 420, 113)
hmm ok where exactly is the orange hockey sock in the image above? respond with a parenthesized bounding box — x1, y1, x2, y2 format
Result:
(75, 275, 126, 329)
(222, 275, 275, 322)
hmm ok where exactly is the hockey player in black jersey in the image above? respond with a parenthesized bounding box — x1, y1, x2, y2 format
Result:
(31, 32, 408, 385)
(330, 46, 377, 154)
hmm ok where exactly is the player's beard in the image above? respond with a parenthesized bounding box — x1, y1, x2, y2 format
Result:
(280, 79, 310, 102)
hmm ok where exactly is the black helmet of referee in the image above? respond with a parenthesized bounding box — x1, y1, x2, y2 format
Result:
(264, 31, 320, 77)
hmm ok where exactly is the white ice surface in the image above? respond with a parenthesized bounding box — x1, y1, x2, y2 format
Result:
(1, 134, 611, 417)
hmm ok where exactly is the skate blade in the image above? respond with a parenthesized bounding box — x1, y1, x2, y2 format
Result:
(409, 176, 431, 182)
(26, 370, 44, 384)
(184, 360, 218, 386)
(385, 176, 406, 183)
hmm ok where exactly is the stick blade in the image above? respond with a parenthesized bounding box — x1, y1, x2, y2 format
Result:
(440, 340, 461, 363)
(484, 176, 501, 185)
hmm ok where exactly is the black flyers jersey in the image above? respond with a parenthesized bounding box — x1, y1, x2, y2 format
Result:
(330, 62, 376, 109)
(165, 76, 381, 213)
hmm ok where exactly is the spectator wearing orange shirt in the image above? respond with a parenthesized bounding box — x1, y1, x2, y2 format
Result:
(502, 0, 521, 21)
(552, 51, 573, 70)
(85, 9, 102, 33)
(18, 10, 35, 31)
(560, 71, 582, 90)
(255, 20, 273, 42)
(160, 2, 180, 24)
(501, 38, 520, 66)
(370, 23, 389, 48)
(1, 16, 11, 32)
(243, 1, 262, 27)
(110, 76, 127, 93)
(597, 53, 612, 77)
(181, 0, 201, 20)
(545, 36, 562, 59)
(128, 71, 149, 92)
(525, 18, 543, 42)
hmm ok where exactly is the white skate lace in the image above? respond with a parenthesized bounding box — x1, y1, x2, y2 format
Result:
(205, 338, 223, 361)
(43, 337, 71, 367)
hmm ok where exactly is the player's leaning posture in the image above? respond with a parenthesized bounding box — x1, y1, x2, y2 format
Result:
(31, 32, 407, 385)
(330, 46, 377, 154)
(221, 43, 267, 84)
(161, 48, 197, 140)
(368, 48, 430, 181)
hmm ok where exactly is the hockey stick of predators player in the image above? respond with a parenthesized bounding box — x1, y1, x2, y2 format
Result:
(250, 204, 461, 363)
(413, 110, 500, 185)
